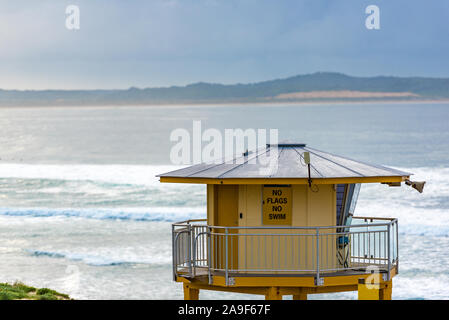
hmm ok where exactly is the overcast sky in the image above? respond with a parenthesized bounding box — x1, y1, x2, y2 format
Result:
(1, 0, 448, 89)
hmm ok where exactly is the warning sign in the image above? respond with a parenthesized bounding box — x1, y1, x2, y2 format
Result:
(262, 186, 292, 225)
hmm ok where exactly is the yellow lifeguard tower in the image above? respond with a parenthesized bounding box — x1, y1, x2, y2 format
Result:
(158, 143, 424, 300)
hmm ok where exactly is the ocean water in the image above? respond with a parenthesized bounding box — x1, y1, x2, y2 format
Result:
(0, 102, 448, 299)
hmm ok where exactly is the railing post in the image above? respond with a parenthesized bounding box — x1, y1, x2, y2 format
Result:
(192, 228, 197, 278)
(395, 219, 399, 274)
(316, 228, 321, 286)
(225, 227, 229, 286)
(387, 223, 391, 281)
(187, 224, 192, 277)
(208, 226, 212, 284)
(172, 224, 176, 281)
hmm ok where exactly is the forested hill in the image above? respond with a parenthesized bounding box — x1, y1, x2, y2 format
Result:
(1, 72, 448, 106)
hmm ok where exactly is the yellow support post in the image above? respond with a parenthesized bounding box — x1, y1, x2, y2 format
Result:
(358, 278, 392, 300)
(292, 293, 308, 300)
(380, 280, 392, 300)
(183, 283, 200, 300)
(265, 287, 282, 300)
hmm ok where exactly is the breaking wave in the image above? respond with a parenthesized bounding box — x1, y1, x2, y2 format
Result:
(0, 207, 205, 222)
(26, 249, 171, 266)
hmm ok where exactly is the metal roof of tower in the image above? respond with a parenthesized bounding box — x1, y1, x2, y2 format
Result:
(157, 143, 411, 184)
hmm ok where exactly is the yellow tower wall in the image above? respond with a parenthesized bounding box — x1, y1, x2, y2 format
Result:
(206, 184, 339, 274)
(236, 184, 337, 273)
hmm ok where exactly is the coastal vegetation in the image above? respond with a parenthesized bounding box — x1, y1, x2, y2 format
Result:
(0, 282, 71, 300)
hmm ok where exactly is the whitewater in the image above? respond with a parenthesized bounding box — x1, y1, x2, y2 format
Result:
(0, 163, 448, 299)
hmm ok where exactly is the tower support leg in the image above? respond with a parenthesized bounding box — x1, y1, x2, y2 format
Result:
(265, 287, 282, 300)
(292, 293, 308, 300)
(380, 280, 392, 300)
(358, 279, 392, 300)
(183, 283, 200, 300)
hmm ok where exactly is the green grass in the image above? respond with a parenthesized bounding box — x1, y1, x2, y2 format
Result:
(0, 282, 71, 300)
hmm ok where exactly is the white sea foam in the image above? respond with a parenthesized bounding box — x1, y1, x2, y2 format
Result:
(0, 206, 205, 222)
(356, 166, 449, 236)
(0, 163, 182, 186)
(26, 249, 171, 266)
(0, 163, 206, 208)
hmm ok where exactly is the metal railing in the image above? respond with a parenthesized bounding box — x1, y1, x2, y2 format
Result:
(172, 217, 398, 285)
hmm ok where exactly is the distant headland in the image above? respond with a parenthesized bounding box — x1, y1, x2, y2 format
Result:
(1, 72, 449, 107)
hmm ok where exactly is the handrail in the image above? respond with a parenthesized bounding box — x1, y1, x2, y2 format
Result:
(172, 217, 398, 284)
(175, 216, 396, 229)
(172, 218, 207, 226)
(353, 216, 397, 221)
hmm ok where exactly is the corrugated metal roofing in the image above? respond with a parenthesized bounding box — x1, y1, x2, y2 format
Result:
(157, 143, 411, 180)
